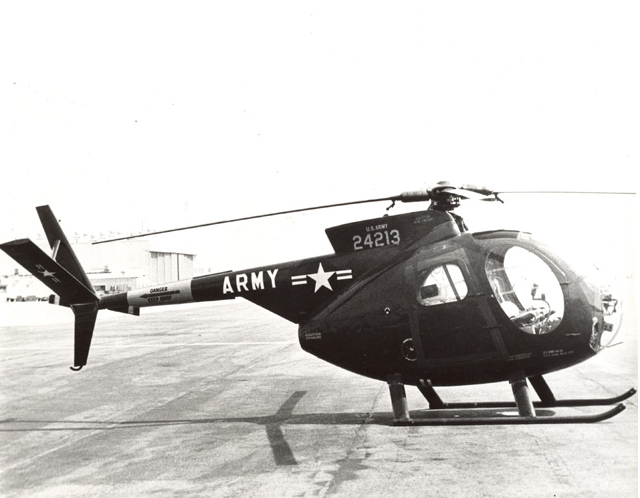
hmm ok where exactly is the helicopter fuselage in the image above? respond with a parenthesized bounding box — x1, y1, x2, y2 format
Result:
(98, 208, 613, 387)
(300, 224, 607, 387)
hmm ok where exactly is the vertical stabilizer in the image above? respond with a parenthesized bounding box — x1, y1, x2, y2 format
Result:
(36, 205, 93, 292)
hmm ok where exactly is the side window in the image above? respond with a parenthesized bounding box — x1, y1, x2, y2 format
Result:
(418, 263, 468, 306)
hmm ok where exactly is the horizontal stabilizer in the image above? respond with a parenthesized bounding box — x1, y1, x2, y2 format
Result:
(0, 239, 97, 305)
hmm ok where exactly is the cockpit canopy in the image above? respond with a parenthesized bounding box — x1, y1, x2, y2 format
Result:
(485, 246, 564, 334)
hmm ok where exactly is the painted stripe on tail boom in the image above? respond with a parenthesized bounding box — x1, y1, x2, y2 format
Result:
(127, 280, 195, 307)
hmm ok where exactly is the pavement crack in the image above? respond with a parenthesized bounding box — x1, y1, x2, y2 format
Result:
(321, 383, 386, 496)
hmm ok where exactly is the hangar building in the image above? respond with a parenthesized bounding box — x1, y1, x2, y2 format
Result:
(73, 239, 195, 295)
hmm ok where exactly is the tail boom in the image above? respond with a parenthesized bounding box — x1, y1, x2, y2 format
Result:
(99, 279, 205, 311)
(99, 276, 234, 312)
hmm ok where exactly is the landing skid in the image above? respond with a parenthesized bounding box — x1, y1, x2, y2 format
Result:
(392, 404, 625, 426)
(387, 374, 635, 426)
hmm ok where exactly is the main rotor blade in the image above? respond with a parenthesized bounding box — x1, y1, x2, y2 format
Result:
(92, 196, 393, 244)
(499, 190, 636, 195)
(91, 186, 635, 244)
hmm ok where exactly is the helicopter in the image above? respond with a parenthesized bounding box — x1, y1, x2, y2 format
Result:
(1, 181, 635, 425)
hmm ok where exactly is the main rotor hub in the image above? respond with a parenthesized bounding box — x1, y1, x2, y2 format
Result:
(427, 182, 463, 211)
(430, 192, 461, 211)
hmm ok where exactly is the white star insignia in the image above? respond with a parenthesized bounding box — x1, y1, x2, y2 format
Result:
(307, 263, 335, 292)
(39, 269, 56, 279)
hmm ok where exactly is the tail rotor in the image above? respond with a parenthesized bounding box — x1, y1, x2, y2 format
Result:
(1, 206, 99, 370)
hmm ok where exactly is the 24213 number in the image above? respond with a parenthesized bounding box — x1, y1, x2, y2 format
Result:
(353, 229, 400, 251)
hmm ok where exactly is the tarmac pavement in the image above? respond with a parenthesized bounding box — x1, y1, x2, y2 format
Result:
(0, 296, 636, 498)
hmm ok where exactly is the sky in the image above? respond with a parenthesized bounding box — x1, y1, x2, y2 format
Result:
(1, 1, 637, 278)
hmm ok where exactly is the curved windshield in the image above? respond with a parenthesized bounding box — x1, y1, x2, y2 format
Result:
(485, 246, 564, 334)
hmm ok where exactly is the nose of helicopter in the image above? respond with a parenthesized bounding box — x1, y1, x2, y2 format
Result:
(589, 282, 624, 351)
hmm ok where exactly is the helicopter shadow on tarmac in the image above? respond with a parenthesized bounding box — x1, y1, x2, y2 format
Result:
(0, 390, 575, 467)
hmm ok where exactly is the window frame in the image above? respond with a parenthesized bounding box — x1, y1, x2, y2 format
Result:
(416, 260, 470, 307)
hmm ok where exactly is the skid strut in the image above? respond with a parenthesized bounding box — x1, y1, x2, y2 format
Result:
(388, 374, 411, 423)
(388, 374, 634, 425)
(510, 372, 536, 417)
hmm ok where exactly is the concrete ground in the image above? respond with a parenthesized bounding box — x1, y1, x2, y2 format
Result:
(0, 295, 636, 498)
